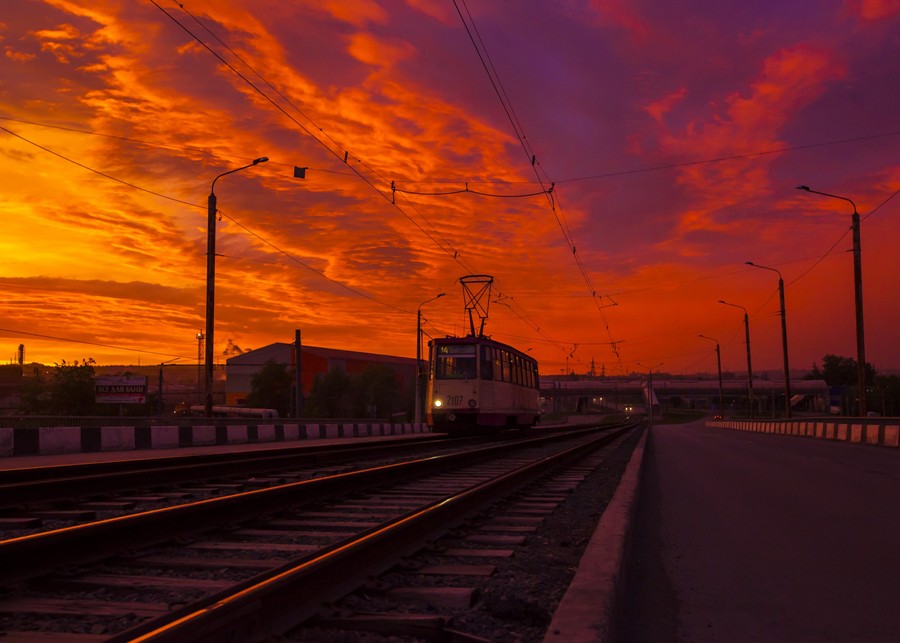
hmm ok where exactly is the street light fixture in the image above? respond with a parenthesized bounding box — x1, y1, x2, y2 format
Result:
(415, 293, 445, 424)
(204, 157, 268, 417)
(719, 299, 754, 418)
(796, 185, 867, 417)
(699, 335, 724, 417)
(746, 261, 792, 418)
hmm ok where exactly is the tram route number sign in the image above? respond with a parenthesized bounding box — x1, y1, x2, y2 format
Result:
(95, 376, 148, 404)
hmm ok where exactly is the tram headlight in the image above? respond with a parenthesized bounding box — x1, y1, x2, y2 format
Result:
(433, 399, 443, 408)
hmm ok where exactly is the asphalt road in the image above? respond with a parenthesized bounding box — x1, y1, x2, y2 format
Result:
(620, 419, 900, 643)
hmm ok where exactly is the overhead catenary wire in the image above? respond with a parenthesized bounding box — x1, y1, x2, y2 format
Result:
(0, 327, 189, 361)
(0, 124, 412, 315)
(151, 0, 470, 272)
(5, 115, 895, 192)
(452, 0, 622, 369)
(6, 116, 890, 374)
(153, 0, 581, 355)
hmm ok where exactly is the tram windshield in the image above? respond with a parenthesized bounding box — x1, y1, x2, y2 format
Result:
(434, 343, 477, 379)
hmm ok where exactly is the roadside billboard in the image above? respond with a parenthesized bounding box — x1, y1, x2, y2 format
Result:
(95, 375, 148, 404)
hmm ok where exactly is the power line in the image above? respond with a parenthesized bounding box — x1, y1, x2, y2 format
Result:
(6, 112, 895, 202)
(0, 123, 413, 314)
(153, 0, 579, 355)
(0, 327, 189, 360)
(452, 0, 622, 365)
(153, 0, 467, 267)
(557, 131, 900, 184)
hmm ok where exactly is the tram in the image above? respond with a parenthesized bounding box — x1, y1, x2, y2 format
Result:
(426, 335, 541, 434)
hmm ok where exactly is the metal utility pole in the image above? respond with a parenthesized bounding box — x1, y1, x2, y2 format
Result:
(637, 361, 663, 429)
(719, 300, 754, 418)
(746, 262, 792, 418)
(294, 329, 303, 418)
(204, 157, 268, 417)
(797, 185, 866, 416)
(699, 335, 724, 416)
(196, 332, 204, 404)
(416, 293, 445, 424)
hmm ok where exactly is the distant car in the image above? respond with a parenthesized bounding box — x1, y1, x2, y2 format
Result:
(714, 414, 723, 420)
(624, 405, 633, 413)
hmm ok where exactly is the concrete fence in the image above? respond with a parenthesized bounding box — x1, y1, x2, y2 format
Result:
(707, 418, 899, 449)
(0, 421, 432, 457)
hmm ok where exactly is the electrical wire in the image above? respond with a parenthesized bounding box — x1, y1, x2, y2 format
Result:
(452, 0, 622, 366)
(1, 123, 413, 314)
(0, 327, 189, 360)
(155, 0, 579, 356)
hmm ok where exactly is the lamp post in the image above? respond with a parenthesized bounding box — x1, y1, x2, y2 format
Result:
(205, 157, 268, 417)
(719, 300, 754, 418)
(415, 293, 445, 424)
(797, 185, 867, 417)
(746, 262, 792, 418)
(195, 332, 204, 405)
(699, 334, 724, 416)
(158, 357, 181, 415)
(636, 361, 663, 428)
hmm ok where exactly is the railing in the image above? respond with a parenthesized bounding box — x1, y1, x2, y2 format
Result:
(0, 415, 398, 430)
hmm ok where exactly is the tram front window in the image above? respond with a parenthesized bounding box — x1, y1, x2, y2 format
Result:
(435, 344, 477, 379)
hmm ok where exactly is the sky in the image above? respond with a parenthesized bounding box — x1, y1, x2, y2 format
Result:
(1, 0, 898, 379)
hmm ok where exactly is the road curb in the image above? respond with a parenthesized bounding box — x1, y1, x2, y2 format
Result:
(543, 425, 648, 643)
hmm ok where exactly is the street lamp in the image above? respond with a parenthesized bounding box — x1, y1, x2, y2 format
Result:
(796, 185, 867, 417)
(158, 357, 181, 415)
(746, 262, 792, 418)
(699, 334, 724, 417)
(719, 300, 754, 418)
(205, 157, 268, 417)
(636, 361, 663, 428)
(415, 293, 445, 424)
(195, 332, 204, 405)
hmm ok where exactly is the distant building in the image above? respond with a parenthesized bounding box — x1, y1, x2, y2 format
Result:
(0, 365, 23, 413)
(224, 342, 416, 407)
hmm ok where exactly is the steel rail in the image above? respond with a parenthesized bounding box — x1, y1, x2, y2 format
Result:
(0, 435, 451, 507)
(111, 425, 634, 642)
(0, 424, 623, 584)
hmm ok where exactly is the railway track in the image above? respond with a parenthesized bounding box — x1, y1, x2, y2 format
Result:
(0, 421, 640, 641)
(0, 432, 539, 542)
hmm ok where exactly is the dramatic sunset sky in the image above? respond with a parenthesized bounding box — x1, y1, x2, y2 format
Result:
(2, 0, 898, 378)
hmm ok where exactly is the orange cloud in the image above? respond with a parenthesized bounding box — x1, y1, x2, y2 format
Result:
(657, 45, 846, 242)
(587, 0, 652, 41)
(644, 87, 688, 123)
(848, 0, 900, 19)
(347, 32, 416, 68)
(5, 48, 36, 62)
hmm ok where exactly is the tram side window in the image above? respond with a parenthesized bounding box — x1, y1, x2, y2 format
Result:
(481, 345, 493, 380)
(494, 348, 503, 381)
(501, 350, 511, 381)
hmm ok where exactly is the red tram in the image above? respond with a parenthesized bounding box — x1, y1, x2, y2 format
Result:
(426, 335, 541, 434)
